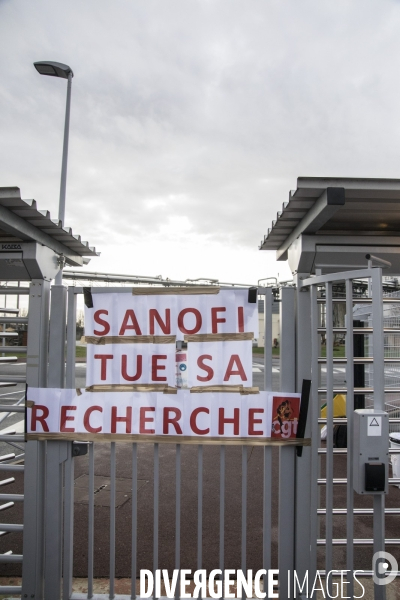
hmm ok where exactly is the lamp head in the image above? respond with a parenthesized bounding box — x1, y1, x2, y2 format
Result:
(34, 61, 73, 79)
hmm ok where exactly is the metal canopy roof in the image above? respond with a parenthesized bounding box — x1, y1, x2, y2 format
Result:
(0, 187, 99, 267)
(260, 177, 400, 261)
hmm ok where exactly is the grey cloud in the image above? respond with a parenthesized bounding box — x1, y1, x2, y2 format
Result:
(2, 0, 400, 269)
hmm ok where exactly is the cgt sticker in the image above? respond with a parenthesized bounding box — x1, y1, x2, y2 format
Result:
(271, 395, 300, 439)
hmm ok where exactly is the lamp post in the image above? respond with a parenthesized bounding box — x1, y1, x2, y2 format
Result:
(34, 60, 74, 285)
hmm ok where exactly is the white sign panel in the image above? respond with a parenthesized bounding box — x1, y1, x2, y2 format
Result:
(26, 389, 301, 441)
(84, 290, 258, 341)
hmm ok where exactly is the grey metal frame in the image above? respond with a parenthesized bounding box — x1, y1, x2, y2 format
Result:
(21, 279, 51, 599)
(299, 267, 400, 600)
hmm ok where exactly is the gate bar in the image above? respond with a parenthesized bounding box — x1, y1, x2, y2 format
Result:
(263, 289, 273, 585)
(110, 442, 116, 599)
(318, 538, 400, 545)
(309, 284, 319, 577)
(132, 443, 138, 600)
(371, 267, 386, 600)
(88, 442, 95, 599)
(175, 444, 181, 600)
(278, 287, 295, 598)
(63, 442, 74, 600)
(153, 443, 159, 600)
(241, 446, 247, 600)
(219, 445, 225, 582)
(197, 445, 203, 600)
(66, 285, 77, 389)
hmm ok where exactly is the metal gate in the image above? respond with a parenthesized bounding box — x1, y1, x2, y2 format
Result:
(295, 266, 400, 600)
(1, 270, 399, 598)
(57, 285, 299, 600)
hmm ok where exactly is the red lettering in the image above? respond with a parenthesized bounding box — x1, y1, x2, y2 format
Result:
(119, 309, 142, 335)
(211, 307, 226, 333)
(84, 406, 103, 433)
(111, 406, 132, 434)
(93, 310, 110, 336)
(190, 407, 210, 435)
(223, 354, 247, 381)
(218, 407, 240, 435)
(248, 408, 264, 435)
(163, 407, 182, 435)
(197, 355, 214, 382)
(121, 354, 142, 381)
(30, 405, 49, 432)
(151, 355, 167, 381)
(149, 309, 171, 335)
(94, 354, 113, 380)
(177, 308, 202, 335)
(60, 405, 76, 433)
(238, 307, 244, 333)
(140, 407, 155, 434)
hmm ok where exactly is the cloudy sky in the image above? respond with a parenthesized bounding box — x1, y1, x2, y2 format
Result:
(1, 0, 400, 285)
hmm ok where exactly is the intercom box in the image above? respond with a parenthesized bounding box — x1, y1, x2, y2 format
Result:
(353, 409, 389, 495)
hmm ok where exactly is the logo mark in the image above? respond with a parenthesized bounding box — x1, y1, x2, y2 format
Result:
(1, 244, 21, 250)
(372, 551, 398, 585)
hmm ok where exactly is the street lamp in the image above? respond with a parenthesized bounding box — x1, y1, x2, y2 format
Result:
(34, 60, 74, 284)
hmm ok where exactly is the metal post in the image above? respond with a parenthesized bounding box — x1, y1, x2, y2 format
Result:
(345, 279, 355, 599)
(309, 285, 319, 581)
(48, 285, 67, 388)
(55, 71, 72, 286)
(175, 444, 181, 600)
(22, 279, 51, 600)
(241, 446, 247, 600)
(131, 443, 138, 600)
(263, 288, 273, 391)
(325, 283, 334, 596)
(44, 443, 65, 600)
(66, 286, 77, 389)
(279, 286, 296, 598)
(110, 442, 116, 599)
(371, 268, 386, 600)
(63, 442, 75, 600)
(197, 445, 203, 597)
(153, 443, 159, 599)
(44, 283, 68, 599)
(262, 289, 273, 592)
(294, 276, 312, 590)
(219, 445, 225, 581)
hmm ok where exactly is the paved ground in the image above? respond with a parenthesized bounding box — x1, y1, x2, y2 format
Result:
(1, 356, 400, 592)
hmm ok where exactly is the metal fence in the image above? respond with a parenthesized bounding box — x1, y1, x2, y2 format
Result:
(0, 283, 30, 597)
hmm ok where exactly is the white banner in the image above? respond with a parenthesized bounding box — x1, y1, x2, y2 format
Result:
(26, 389, 301, 441)
(84, 289, 258, 341)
